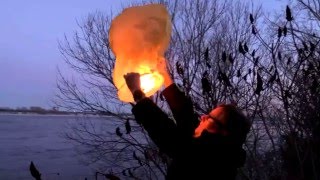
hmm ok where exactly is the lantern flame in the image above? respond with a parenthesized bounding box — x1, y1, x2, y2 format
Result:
(140, 73, 163, 94)
(109, 4, 171, 102)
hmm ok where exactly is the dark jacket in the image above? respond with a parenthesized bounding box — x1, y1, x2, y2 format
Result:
(132, 84, 246, 180)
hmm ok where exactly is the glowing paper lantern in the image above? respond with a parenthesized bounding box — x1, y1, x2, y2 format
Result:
(109, 4, 171, 102)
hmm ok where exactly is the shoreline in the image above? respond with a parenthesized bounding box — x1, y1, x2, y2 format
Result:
(0, 112, 113, 117)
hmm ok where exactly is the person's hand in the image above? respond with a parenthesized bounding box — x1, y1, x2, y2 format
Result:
(124, 72, 141, 94)
(157, 58, 173, 88)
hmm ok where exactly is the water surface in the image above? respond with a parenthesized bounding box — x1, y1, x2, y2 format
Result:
(0, 114, 109, 180)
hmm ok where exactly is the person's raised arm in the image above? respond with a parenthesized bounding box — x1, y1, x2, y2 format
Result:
(124, 73, 178, 158)
(160, 70, 199, 138)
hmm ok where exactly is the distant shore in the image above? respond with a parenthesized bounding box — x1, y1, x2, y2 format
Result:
(0, 108, 109, 116)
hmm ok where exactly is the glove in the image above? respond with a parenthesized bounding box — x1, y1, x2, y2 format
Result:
(124, 72, 141, 94)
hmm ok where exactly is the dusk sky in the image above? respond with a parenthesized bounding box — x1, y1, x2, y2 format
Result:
(0, 0, 285, 109)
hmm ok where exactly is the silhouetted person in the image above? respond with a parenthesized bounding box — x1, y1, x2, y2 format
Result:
(124, 72, 251, 180)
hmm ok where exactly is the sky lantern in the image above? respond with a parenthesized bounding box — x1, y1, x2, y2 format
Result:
(109, 4, 172, 102)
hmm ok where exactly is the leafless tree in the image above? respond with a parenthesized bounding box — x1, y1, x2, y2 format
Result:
(239, 1, 320, 179)
(56, 0, 320, 179)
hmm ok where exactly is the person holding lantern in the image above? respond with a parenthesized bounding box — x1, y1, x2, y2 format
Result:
(109, 3, 250, 178)
(124, 70, 251, 180)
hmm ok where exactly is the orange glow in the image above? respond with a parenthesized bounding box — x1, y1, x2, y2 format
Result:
(109, 4, 171, 102)
(194, 108, 228, 137)
(140, 73, 163, 94)
(140, 74, 156, 93)
(194, 117, 214, 138)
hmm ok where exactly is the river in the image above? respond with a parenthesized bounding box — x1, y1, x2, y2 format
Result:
(0, 114, 112, 180)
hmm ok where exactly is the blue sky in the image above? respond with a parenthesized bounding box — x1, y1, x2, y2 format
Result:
(0, 0, 130, 108)
(0, 0, 286, 109)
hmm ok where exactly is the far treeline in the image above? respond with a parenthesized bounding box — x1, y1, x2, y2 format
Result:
(0, 107, 109, 115)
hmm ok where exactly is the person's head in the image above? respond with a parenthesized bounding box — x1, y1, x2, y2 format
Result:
(194, 104, 251, 145)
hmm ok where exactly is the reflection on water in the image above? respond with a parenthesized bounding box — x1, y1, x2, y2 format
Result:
(0, 114, 111, 180)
